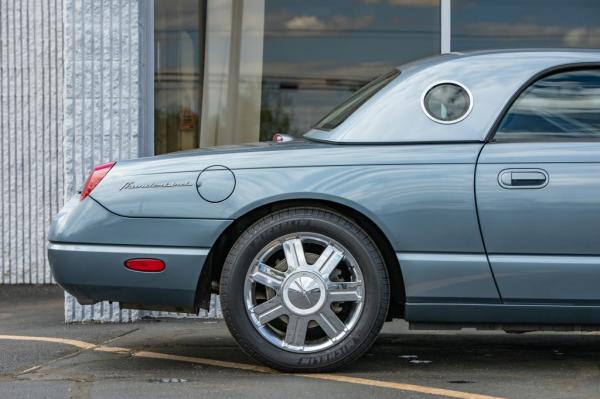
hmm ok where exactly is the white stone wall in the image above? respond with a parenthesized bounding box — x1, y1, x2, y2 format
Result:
(0, 0, 64, 284)
(62, 0, 146, 322)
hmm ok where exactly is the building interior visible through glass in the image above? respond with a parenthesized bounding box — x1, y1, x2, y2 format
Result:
(154, 0, 440, 153)
(154, 0, 600, 155)
(154, 0, 204, 155)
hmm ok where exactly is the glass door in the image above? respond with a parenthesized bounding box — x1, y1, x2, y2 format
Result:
(154, 0, 206, 154)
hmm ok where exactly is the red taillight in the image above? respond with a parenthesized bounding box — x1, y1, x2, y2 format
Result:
(80, 161, 116, 200)
(124, 258, 166, 273)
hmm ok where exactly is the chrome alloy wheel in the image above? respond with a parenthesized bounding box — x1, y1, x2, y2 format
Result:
(244, 233, 365, 353)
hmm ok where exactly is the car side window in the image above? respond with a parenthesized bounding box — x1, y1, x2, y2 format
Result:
(495, 68, 600, 141)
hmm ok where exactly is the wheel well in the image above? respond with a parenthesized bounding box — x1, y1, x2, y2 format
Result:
(194, 199, 405, 319)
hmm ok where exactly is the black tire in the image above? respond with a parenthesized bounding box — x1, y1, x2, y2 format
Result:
(220, 207, 390, 372)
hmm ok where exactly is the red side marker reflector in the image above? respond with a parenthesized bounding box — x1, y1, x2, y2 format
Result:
(124, 258, 166, 273)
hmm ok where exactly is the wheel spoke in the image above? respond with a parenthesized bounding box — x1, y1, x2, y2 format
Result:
(315, 308, 347, 339)
(313, 245, 344, 279)
(327, 281, 363, 303)
(282, 238, 307, 272)
(245, 233, 366, 353)
(251, 297, 286, 325)
(284, 315, 309, 347)
(250, 262, 285, 290)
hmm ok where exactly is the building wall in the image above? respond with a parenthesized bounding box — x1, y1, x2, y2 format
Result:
(0, 0, 64, 285)
(0, 0, 217, 322)
(62, 0, 147, 322)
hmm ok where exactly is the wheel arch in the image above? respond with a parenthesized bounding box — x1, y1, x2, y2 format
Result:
(195, 198, 405, 319)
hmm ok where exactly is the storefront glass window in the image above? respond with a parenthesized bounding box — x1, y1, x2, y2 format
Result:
(259, 0, 440, 139)
(452, 0, 600, 51)
(154, 0, 205, 154)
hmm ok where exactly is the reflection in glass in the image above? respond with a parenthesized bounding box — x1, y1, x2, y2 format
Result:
(154, 0, 205, 154)
(315, 69, 400, 130)
(260, 0, 440, 139)
(452, 0, 600, 51)
(423, 83, 471, 123)
(497, 69, 600, 140)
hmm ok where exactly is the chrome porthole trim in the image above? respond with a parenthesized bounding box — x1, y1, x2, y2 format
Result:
(420, 80, 473, 124)
(244, 233, 365, 353)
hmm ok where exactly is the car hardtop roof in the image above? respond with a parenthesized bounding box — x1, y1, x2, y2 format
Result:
(305, 49, 600, 144)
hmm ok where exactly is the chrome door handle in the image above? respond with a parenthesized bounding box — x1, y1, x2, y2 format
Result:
(498, 169, 549, 189)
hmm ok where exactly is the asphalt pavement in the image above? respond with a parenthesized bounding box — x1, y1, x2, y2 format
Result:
(1, 285, 600, 399)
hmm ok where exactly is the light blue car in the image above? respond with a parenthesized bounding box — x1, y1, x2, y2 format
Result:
(49, 50, 600, 372)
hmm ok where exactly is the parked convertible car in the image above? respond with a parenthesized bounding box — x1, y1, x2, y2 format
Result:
(49, 49, 600, 371)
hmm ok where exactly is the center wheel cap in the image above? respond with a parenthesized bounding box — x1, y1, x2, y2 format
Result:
(282, 271, 327, 316)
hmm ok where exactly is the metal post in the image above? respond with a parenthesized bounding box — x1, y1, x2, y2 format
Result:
(142, 0, 155, 157)
(441, 0, 451, 53)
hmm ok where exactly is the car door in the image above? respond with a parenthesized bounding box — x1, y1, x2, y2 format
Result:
(476, 67, 600, 305)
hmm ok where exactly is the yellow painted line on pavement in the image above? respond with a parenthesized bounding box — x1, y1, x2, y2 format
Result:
(300, 373, 505, 399)
(0, 334, 97, 350)
(0, 334, 505, 399)
(94, 345, 134, 354)
(132, 350, 274, 374)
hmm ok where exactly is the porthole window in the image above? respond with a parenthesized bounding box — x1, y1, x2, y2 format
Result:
(422, 82, 472, 124)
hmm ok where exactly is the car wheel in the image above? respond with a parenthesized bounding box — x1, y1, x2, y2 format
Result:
(220, 207, 390, 372)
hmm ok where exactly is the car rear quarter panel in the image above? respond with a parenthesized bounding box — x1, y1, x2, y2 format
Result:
(54, 143, 502, 309)
(91, 144, 486, 254)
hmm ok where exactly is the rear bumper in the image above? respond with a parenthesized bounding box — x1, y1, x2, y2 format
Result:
(48, 197, 232, 310)
(48, 243, 209, 310)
